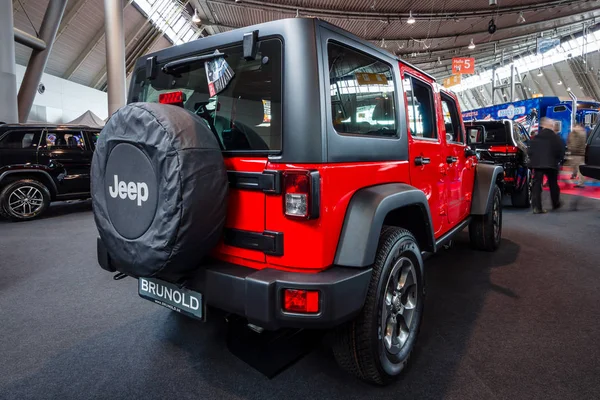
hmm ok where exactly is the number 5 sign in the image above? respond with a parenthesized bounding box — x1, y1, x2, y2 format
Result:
(451, 57, 475, 74)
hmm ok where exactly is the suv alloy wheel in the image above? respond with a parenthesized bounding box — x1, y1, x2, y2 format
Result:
(0, 179, 51, 221)
(332, 227, 425, 385)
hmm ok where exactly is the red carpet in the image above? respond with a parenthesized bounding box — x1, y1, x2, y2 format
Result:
(543, 169, 600, 200)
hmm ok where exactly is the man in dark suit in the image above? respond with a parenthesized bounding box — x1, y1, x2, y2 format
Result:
(528, 117, 565, 214)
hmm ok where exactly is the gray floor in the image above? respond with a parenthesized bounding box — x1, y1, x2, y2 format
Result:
(1, 196, 600, 400)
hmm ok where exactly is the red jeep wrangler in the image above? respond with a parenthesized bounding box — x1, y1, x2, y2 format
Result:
(93, 18, 503, 385)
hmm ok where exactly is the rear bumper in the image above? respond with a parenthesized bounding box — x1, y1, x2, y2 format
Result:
(97, 238, 371, 330)
(580, 164, 600, 180)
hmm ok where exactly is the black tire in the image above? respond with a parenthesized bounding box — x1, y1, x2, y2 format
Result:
(0, 179, 51, 221)
(332, 227, 425, 385)
(469, 184, 502, 251)
(511, 171, 530, 208)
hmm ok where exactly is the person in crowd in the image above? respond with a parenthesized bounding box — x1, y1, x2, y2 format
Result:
(567, 124, 587, 188)
(528, 117, 565, 214)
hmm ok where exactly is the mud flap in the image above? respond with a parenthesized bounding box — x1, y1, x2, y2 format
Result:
(226, 315, 324, 378)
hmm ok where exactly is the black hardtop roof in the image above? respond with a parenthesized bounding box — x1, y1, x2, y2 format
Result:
(140, 17, 435, 81)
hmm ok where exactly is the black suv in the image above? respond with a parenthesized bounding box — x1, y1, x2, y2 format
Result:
(465, 119, 530, 207)
(580, 122, 600, 180)
(0, 124, 100, 221)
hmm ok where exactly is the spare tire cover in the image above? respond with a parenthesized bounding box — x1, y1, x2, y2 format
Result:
(92, 102, 228, 280)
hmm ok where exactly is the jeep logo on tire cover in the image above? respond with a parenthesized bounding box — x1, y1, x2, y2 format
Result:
(104, 143, 158, 239)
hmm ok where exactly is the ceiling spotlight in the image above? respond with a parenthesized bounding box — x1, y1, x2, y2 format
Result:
(437, 56, 442, 65)
(557, 80, 563, 85)
(407, 11, 416, 24)
(537, 68, 543, 77)
(517, 12, 526, 24)
(479, 87, 484, 92)
(468, 38, 476, 50)
(489, 0, 497, 5)
(567, 87, 571, 91)
(192, 8, 201, 24)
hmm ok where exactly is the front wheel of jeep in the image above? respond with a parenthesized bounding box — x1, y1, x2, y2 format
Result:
(332, 227, 425, 385)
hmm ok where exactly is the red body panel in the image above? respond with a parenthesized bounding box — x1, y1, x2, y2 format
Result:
(212, 157, 267, 262)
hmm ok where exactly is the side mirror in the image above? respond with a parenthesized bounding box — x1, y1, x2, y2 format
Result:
(465, 147, 477, 157)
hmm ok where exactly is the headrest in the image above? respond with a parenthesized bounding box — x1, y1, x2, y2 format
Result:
(232, 98, 265, 127)
(371, 97, 394, 121)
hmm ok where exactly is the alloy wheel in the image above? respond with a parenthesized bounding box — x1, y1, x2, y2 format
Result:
(380, 256, 418, 355)
(8, 186, 44, 218)
(492, 195, 501, 240)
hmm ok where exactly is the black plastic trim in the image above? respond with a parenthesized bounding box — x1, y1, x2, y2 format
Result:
(471, 163, 504, 215)
(0, 169, 58, 195)
(224, 228, 284, 256)
(334, 183, 435, 267)
(580, 164, 600, 180)
(434, 217, 471, 251)
(309, 170, 321, 219)
(181, 260, 371, 330)
(227, 170, 281, 194)
(96, 236, 371, 330)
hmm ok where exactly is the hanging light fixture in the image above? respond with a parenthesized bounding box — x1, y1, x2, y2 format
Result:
(407, 11, 416, 24)
(537, 68, 543, 77)
(468, 38, 476, 49)
(192, 8, 201, 24)
(437, 56, 442, 65)
(517, 12, 526, 24)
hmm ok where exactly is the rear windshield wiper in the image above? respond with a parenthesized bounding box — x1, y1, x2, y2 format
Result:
(162, 51, 227, 75)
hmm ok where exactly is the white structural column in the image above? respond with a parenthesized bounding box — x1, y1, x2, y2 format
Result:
(104, 0, 127, 116)
(0, 0, 18, 123)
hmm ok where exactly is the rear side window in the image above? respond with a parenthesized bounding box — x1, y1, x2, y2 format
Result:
(131, 39, 282, 153)
(327, 41, 396, 137)
(403, 76, 437, 139)
(0, 131, 40, 149)
(480, 123, 508, 144)
(45, 131, 85, 150)
(441, 94, 463, 143)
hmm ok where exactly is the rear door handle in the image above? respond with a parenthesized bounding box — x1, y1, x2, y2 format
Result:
(446, 156, 458, 164)
(414, 156, 431, 166)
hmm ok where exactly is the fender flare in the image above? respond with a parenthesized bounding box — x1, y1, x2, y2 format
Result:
(334, 183, 435, 268)
(470, 163, 504, 215)
(0, 169, 58, 195)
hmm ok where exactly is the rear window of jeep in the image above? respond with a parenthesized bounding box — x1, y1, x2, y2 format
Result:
(130, 39, 282, 153)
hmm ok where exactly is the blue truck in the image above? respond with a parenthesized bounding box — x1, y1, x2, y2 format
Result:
(462, 96, 600, 142)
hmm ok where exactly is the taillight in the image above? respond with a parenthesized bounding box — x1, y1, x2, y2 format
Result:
(283, 289, 320, 314)
(283, 170, 314, 218)
(158, 91, 185, 105)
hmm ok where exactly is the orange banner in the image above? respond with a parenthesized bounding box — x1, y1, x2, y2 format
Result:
(451, 57, 475, 74)
(443, 75, 461, 88)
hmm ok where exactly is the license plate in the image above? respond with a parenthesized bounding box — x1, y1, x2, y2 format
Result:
(138, 277, 204, 321)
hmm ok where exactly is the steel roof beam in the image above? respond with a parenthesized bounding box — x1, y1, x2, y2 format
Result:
(13, 28, 46, 51)
(206, 0, 588, 21)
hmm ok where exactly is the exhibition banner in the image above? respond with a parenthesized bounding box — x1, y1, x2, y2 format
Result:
(451, 57, 475, 74)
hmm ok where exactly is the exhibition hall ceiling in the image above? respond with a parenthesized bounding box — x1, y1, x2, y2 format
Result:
(12, 0, 600, 87)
